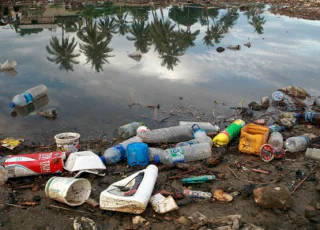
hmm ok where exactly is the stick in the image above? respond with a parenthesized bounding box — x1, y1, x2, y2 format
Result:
(49, 205, 104, 217)
(291, 166, 316, 194)
(0, 202, 26, 209)
(227, 166, 277, 185)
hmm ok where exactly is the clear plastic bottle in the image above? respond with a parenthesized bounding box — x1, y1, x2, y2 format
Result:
(305, 148, 320, 161)
(179, 121, 220, 133)
(101, 136, 142, 164)
(117, 122, 144, 139)
(150, 143, 212, 164)
(176, 137, 213, 147)
(285, 136, 309, 152)
(137, 126, 192, 144)
(10, 84, 48, 108)
(268, 132, 284, 148)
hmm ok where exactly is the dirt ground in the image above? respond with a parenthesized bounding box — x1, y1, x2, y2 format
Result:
(1, 118, 320, 230)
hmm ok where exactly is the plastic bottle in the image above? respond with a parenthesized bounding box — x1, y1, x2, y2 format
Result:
(176, 137, 213, 147)
(10, 84, 48, 108)
(297, 112, 320, 125)
(117, 122, 145, 139)
(101, 136, 142, 164)
(268, 132, 284, 148)
(213, 119, 245, 147)
(179, 121, 220, 133)
(192, 124, 207, 139)
(268, 124, 285, 133)
(284, 136, 309, 152)
(305, 148, 320, 161)
(137, 126, 192, 144)
(150, 143, 212, 164)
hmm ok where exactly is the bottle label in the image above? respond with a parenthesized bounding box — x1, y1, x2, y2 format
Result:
(23, 92, 34, 104)
(115, 145, 126, 160)
(170, 147, 184, 163)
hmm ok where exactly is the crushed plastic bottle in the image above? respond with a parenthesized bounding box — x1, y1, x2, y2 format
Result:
(179, 121, 220, 133)
(213, 119, 245, 147)
(150, 143, 212, 164)
(117, 122, 145, 139)
(101, 136, 142, 164)
(0, 60, 17, 70)
(285, 136, 309, 152)
(306, 148, 320, 161)
(10, 84, 48, 108)
(137, 126, 192, 144)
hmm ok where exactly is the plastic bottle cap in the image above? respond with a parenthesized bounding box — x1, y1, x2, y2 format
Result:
(154, 155, 160, 164)
(296, 113, 301, 118)
(272, 91, 284, 102)
(280, 126, 285, 132)
(9, 102, 16, 108)
(100, 156, 107, 164)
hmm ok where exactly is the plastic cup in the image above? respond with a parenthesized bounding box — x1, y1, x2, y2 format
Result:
(45, 177, 91, 206)
(54, 132, 80, 153)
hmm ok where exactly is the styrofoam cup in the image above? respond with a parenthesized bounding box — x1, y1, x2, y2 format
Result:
(54, 132, 80, 153)
(45, 177, 91, 206)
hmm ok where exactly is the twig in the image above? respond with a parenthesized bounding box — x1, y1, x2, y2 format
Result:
(291, 166, 316, 194)
(49, 205, 104, 217)
(227, 166, 277, 185)
(0, 202, 26, 209)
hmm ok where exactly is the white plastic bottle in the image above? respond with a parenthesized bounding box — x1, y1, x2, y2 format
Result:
(101, 136, 142, 164)
(150, 143, 212, 164)
(285, 136, 309, 152)
(137, 126, 192, 144)
(179, 121, 220, 133)
(268, 132, 283, 148)
(117, 122, 144, 139)
(10, 84, 48, 108)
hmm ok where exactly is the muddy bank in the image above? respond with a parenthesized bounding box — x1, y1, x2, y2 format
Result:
(1, 124, 320, 230)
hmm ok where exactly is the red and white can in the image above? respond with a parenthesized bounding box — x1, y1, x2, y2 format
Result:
(3, 152, 65, 178)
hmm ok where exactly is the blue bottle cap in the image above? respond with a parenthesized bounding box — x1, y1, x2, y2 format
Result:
(100, 156, 106, 164)
(154, 155, 160, 164)
(295, 113, 301, 118)
(280, 126, 285, 132)
(10, 102, 16, 108)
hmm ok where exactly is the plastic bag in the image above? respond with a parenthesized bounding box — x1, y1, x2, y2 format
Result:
(0, 60, 17, 70)
(239, 124, 269, 155)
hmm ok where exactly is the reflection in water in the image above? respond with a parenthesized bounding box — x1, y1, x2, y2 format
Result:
(78, 20, 114, 72)
(1, 4, 269, 71)
(127, 19, 152, 53)
(244, 6, 266, 34)
(46, 36, 80, 72)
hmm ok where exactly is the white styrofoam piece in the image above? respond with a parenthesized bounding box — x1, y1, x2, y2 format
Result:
(64, 151, 106, 172)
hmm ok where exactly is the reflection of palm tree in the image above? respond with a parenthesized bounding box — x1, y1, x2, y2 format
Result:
(114, 12, 129, 36)
(46, 36, 80, 72)
(98, 16, 118, 40)
(150, 15, 185, 70)
(78, 21, 114, 72)
(126, 19, 152, 53)
(178, 28, 200, 49)
(244, 7, 266, 34)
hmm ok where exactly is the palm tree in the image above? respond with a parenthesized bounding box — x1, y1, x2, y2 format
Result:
(98, 16, 118, 40)
(126, 19, 152, 53)
(114, 12, 129, 36)
(78, 21, 114, 72)
(46, 36, 80, 72)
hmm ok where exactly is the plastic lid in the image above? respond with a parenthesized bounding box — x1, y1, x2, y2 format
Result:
(272, 91, 284, 102)
(9, 102, 15, 108)
(100, 156, 106, 164)
(154, 155, 160, 164)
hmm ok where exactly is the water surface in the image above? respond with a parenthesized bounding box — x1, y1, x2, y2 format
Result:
(0, 4, 320, 141)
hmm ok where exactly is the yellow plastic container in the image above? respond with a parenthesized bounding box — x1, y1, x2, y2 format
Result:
(239, 123, 269, 156)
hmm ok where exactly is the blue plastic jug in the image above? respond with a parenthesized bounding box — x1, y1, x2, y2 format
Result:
(127, 143, 149, 167)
